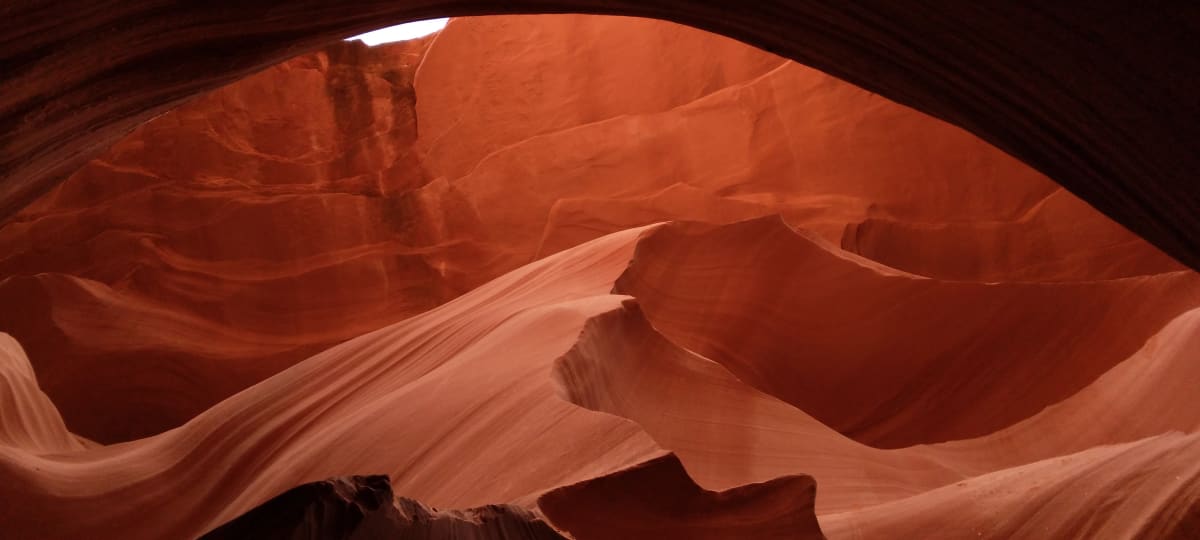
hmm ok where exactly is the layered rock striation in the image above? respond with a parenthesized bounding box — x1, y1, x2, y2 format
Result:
(1, 15, 1179, 443)
(0, 13, 1196, 540)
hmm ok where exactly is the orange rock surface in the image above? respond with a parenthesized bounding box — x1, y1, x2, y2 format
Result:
(0, 14, 1196, 539)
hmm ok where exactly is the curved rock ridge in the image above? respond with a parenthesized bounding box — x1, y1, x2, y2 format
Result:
(552, 300, 965, 511)
(613, 216, 1200, 447)
(0, 273, 330, 442)
(200, 474, 565, 540)
(0, 333, 93, 454)
(820, 432, 1200, 539)
(0, 220, 1196, 538)
(0, 14, 1181, 444)
(0, 12, 1197, 540)
(537, 453, 826, 540)
(840, 188, 1184, 282)
(0, 227, 668, 539)
(551, 296, 1200, 513)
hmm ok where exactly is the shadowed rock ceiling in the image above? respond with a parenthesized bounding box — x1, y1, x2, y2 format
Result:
(3, 2, 1198, 269)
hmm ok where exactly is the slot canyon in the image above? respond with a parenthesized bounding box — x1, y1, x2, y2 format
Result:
(2, 7, 1199, 540)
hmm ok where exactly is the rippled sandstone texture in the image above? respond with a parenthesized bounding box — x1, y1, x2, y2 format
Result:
(0, 36, 438, 442)
(1, 12, 1198, 540)
(3, 3, 1198, 272)
(1, 15, 1180, 444)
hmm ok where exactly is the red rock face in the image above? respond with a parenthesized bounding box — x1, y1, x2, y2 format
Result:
(0, 37, 438, 442)
(0, 14, 1196, 540)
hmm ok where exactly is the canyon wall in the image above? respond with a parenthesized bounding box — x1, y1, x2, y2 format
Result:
(3, 3, 1198, 273)
(1, 15, 1178, 443)
(0, 14, 1196, 540)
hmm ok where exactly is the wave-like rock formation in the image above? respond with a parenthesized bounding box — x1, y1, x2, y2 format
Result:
(553, 291, 1200, 512)
(0, 227, 667, 538)
(0, 12, 1197, 540)
(1, 15, 1179, 445)
(613, 218, 1200, 446)
(823, 433, 1200, 539)
(3, 217, 1197, 537)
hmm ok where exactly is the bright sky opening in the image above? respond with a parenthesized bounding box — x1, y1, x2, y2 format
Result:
(347, 18, 449, 46)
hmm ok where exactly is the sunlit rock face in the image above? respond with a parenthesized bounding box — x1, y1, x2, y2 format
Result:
(0, 14, 1197, 540)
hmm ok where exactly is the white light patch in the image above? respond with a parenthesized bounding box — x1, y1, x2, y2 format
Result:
(347, 18, 449, 46)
